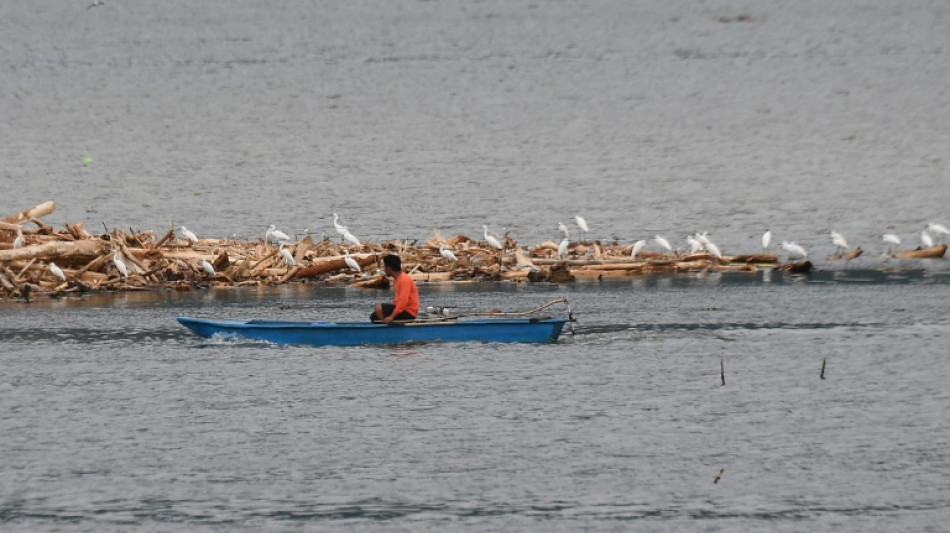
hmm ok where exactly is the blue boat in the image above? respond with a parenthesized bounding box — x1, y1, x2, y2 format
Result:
(177, 316, 568, 346)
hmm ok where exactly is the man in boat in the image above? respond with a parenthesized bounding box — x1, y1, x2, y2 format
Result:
(371, 254, 419, 323)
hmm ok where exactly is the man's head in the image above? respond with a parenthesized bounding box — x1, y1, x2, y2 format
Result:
(383, 254, 402, 274)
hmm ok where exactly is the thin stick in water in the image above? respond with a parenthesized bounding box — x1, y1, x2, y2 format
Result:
(820, 357, 826, 380)
(720, 357, 725, 386)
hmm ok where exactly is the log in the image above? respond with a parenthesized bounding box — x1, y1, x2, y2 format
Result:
(294, 254, 377, 279)
(65, 222, 92, 240)
(212, 250, 230, 271)
(781, 261, 813, 273)
(831, 246, 864, 261)
(572, 268, 638, 279)
(714, 263, 757, 272)
(411, 270, 454, 282)
(893, 244, 946, 259)
(548, 263, 574, 283)
(500, 269, 531, 281)
(351, 275, 390, 289)
(0, 270, 15, 292)
(0, 239, 108, 263)
(575, 262, 644, 272)
(731, 253, 779, 264)
(2, 201, 56, 225)
(293, 237, 313, 263)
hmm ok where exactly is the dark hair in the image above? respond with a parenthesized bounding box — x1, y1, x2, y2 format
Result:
(383, 254, 402, 271)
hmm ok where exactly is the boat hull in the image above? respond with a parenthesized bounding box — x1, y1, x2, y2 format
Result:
(177, 316, 566, 346)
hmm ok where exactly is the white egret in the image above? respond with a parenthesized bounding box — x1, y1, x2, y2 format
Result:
(266, 224, 290, 244)
(341, 227, 360, 247)
(574, 216, 589, 240)
(558, 222, 570, 240)
(706, 241, 723, 259)
(112, 249, 129, 277)
(830, 231, 849, 253)
(781, 241, 808, 260)
(762, 229, 772, 250)
(631, 239, 646, 258)
(882, 233, 900, 255)
(927, 222, 950, 236)
(49, 262, 66, 281)
(696, 232, 712, 248)
(87, 0, 105, 9)
(558, 238, 569, 260)
(179, 226, 198, 245)
(439, 243, 458, 263)
(279, 243, 296, 267)
(201, 259, 216, 277)
(685, 235, 704, 254)
(482, 225, 503, 250)
(921, 230, 935, 248)
(12, 226, 23, 249)
(654, 235, 673, 253)
(332, 213, 347, 236)
(343, 250, 361, 272)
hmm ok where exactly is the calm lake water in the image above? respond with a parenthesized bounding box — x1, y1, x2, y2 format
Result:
(3, 0, 950, 531)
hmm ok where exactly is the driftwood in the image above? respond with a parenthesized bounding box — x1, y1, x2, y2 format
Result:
(893, 244, 946, 259)
(731, 253, 779, 264)
(294, 254, 378, 279)
(831, 246, 864, 261)
(0, 239, 108, 263)
(781, 261, 814, 274)
(3, 201, 56, 225)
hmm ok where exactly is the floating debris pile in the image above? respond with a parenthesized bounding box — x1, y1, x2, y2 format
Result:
(1, 201, 945, 301)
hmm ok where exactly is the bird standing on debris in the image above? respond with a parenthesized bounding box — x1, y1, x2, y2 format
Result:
(333, 213, 347, 237)
(341, 227, 360, 248)
(927, 222, 950, 236)
(50, 262, 66, 281)
(831, 231, 849, 253)
(631, 239, 646, 258)
(762, 229, 772, 250)
(882, 233, 900, 254)
(439, 243, 458, 263)
(483, 225, 503, 250)
(574, 216, 589, 241)
(344, 250, 361, 272)
(279, 243, 296, 267)
(12, 226, 24, 249)
(266, 224, 290, 244)
(781, 241, 808, 259)
(180, 226, 198, 245)
(558, 222, 570, 240)
(112, 249, 129, 277)
(654, 235, 673, 253)
(201, 259, 215, 277)
(558, 238, 569, 260)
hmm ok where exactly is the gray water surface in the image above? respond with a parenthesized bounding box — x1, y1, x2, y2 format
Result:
(3, 275, 950, 532)
(3, 1, 950, 531)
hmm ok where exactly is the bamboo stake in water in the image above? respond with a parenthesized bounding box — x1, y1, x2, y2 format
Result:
(820, 357, 826, 380)
(713, 467, 724, 484)
(720, 357, 725, 386)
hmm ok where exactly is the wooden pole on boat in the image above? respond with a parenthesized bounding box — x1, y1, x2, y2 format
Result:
(720, 357, 725, 386)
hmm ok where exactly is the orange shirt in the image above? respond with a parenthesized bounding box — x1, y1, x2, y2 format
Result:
(391, 272, 419, 317)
